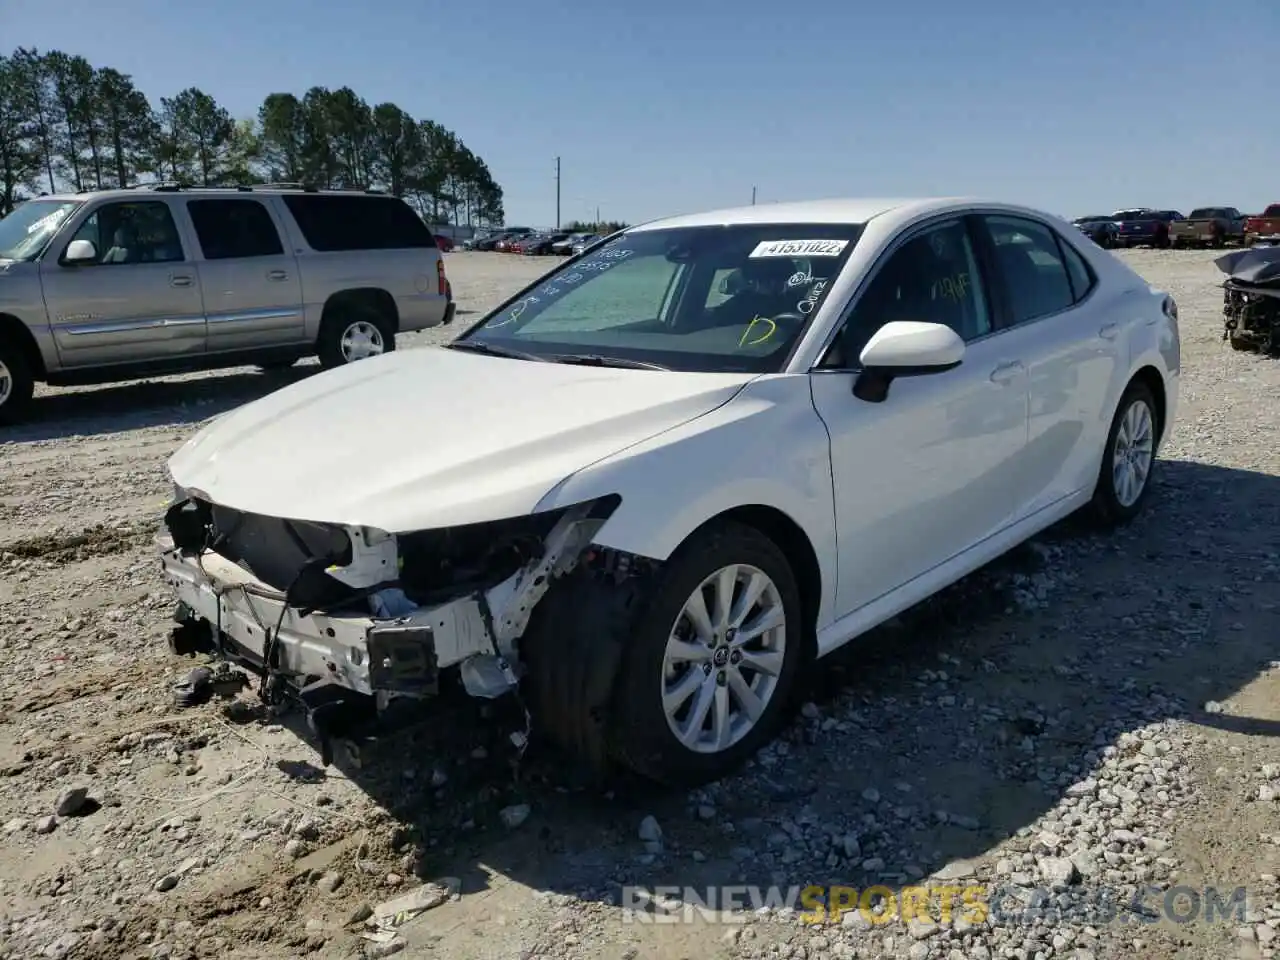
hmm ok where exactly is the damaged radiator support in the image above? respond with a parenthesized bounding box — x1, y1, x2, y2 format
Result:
(161, 498, 613, 765)
(1216, 245, 1280, 354)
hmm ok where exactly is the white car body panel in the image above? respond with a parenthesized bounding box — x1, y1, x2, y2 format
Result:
(164, 195, 1181, 674)
(167, 345, 755, 531)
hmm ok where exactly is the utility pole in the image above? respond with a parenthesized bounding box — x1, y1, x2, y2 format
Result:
(751, 186, 757, 205)
(595, 204, 600, 225)
(555, 157, 561, 230)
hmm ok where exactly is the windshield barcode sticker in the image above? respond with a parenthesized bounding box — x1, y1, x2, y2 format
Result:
(749, 239, 848, 259)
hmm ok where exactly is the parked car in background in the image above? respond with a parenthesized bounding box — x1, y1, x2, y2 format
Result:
(0, 184, 454, 425)
(1111, 209, 1183, 249)
(551, 232, 590, 255)
(158, 195, 1179, 786)
(1072, 215, 1119, 248)
(1245, 204, 1280, 246)
(523, 232, 571, 255)
(434, 234, 455, 252)
(1169, 207, 1246, 248)
(570, 234, 601, 255)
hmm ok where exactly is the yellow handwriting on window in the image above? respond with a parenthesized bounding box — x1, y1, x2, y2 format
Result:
(739, 315, 777, 347)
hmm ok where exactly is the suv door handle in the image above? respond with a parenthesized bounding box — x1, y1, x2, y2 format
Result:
(989, 360, 1025, 385)
(170, 275, 193, 287)
(266, 270, 289, 281)
(1098, 322, 1120, 340)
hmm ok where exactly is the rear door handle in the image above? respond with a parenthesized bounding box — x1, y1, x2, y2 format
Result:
(170, 275, 193, 287)
(267, 270, 289, 281)
(989, 360, 1025, 384)
(1098, 322, 1120, 340)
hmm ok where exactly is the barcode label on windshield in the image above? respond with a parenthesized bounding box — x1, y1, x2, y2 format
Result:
(749, 239, 849, 258)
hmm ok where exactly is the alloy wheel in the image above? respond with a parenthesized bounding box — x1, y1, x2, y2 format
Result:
(660, 563, 788, 754)
(339, 320, 385, 362)
(1112, 398, 1155, 508)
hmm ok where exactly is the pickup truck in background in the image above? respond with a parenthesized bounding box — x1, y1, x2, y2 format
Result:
(1245, 204, 1280, 246)
(1111, 209, 1184, 248)
(1170, 207, 1246, 247)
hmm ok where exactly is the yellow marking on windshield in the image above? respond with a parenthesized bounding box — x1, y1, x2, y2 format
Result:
(739, 315, 778, 347)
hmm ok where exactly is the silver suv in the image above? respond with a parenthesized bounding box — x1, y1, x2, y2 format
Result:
(0, 184, 455, 424)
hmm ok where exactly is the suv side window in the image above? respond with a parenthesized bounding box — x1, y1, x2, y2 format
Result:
(187, 199, 284, 260)
(64, 201, 184, 265)
(824, 219, 990, 367)
(280, 195, 437, 252)
(981, 215, 1077, 324)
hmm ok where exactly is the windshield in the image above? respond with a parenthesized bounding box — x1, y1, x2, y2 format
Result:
(460, 223, 864, 373)
(0, 200, 81, 261)
(1112, 209, 1150, 220)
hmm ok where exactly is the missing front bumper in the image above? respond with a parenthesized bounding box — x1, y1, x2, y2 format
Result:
(158, 535, 491, 698)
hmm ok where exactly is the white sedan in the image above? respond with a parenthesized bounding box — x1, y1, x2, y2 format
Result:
(159, 197, 1180, 786)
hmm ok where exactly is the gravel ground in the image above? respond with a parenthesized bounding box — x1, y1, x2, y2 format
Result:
(1, 249, 1277, 960)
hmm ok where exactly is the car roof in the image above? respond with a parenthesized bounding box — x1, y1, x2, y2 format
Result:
(33, 185, 401, 202)
(629, 196, 1037, 232)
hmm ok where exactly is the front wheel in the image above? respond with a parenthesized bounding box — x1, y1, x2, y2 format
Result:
(0, 343, 35, 426)
(610, 521, 805, 787)
(1088, 380, 1160, 527)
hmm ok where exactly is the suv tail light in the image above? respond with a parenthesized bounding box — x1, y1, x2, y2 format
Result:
(437, 258, 447, 296)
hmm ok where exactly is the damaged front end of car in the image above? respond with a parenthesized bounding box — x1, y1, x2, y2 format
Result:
(156, 490, 621, 764)
(1217, 245, 1280, 354)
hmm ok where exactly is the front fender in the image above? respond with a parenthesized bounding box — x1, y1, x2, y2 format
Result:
(535, 375, 839, 630)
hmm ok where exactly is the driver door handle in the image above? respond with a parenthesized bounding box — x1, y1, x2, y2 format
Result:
(170, 275, 193, 287)
(267, 269, 289, 281)
(989, 360, 1025, 385)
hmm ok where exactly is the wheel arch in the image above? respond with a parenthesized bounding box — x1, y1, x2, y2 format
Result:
(0, 313, 47, 379)
(1129, 364, 1167, 443)
(321, 287, 400, 334)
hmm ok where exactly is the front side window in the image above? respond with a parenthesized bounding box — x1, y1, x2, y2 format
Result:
(824, 219, 990, 368)
(0, 200, 81, 261)
(461, 224, 864, 373)
(982, 215, 1076, 325)
(64, 201, 184, 265)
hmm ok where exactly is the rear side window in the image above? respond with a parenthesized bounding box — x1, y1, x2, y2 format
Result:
(281, 195, 437, 252)
(983, 215, 1077, 325)
(187, 199, 283, 260)
(1058, 238, 1096, 303)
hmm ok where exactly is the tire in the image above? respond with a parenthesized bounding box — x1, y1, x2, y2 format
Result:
(0, 342, 35, 426)
(1229, 336, 1254, 352)
(1088, 380, 1161, 528)
(316, 305, 395, 371)
(614, 521, 805, 786)
(523, 521, 806, 787)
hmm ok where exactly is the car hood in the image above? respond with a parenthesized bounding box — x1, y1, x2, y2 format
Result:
(168, 346, 755, 532)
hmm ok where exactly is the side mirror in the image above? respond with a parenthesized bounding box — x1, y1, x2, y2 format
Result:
(853, 321, 965, 402)
(63, 239, 97, 264)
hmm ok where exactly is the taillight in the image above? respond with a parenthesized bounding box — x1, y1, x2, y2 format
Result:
(437, 258, 447, 296)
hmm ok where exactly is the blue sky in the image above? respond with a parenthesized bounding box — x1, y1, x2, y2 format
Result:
(5, 0, 1276, 227)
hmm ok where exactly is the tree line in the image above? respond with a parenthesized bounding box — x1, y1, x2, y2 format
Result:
(0, 47, 504, 225)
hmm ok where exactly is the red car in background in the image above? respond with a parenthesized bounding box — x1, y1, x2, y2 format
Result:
(433, 234, 455, 252)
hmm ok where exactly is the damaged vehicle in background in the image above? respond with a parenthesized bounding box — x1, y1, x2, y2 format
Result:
(1218, 245, 1280, 353)
(159, 197, 1181, 787)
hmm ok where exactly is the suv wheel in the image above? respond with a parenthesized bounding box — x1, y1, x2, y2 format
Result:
(317, 306, 395, 370)
(0, 343, 35, 426)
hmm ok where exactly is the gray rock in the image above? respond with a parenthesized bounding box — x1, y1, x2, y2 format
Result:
(34, 816, 57, 834)
(638, 815, 662, 842)
(154, 874, 179, 892)
(499, 804, 530, 829)
(54, 786, 90, 817)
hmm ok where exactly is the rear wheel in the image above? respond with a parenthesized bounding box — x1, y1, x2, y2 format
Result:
(317, 304, 395, 370)
(1088, 380, 1160, 528)
(0, 342, 35, 426)
(1229, 335, 1254, 352)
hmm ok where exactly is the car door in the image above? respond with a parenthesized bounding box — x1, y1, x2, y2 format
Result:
(975, 214, 1122, 517)
(808, 216, 1030, 620)
(38, 198, 205, 368)
(186, 197, 305, 353)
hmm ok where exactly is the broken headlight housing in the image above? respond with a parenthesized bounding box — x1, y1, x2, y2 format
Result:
(395, 496, 621, 607)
